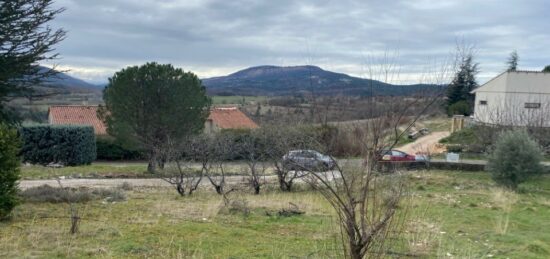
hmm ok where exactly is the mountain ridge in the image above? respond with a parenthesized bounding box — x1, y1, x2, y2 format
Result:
(37, 66, 103, 93)
(203, 65, 443, 96)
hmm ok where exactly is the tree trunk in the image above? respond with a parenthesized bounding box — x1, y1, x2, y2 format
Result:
(253, 184, 260, 195)
(147, 151, 157, 173)
(176, 183, 185, 196)
(349, 244, 363, 259)
(214, 185, 223, 195)
(278, 176, 292, 192)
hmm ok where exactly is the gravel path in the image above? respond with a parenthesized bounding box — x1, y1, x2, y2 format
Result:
(18, 175, 259, 190)
(397, 131, 450, 155)
(18, 172, 345, 190)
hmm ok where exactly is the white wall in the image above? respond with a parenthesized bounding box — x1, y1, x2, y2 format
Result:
(474, 92, 550, 127)
(473, 72, 550, 127)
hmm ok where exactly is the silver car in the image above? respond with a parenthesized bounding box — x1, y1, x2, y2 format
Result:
(282, 150, 336, 171)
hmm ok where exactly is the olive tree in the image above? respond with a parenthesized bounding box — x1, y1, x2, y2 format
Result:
(487, 129, 543, 190)
(99, 63, 211, 173)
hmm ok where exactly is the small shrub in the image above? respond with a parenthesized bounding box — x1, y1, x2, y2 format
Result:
(439, 127, 477, 145)
(0, 124, 21, 219)
(487, 129, 543, 190)
(119, 182, 133, 191)
(446, 144, 463, 153)
(20, 185, 94, 203)
(447, 100, 471, 116)
(20, 185, 126, 203)
(227, 199, 250, 216)
(94, 188, 126, 202)
(19, 125, 96, 166)
(277, 203, 304, 217)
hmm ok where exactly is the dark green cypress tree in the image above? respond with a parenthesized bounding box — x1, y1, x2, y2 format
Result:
(0, 124, 21, 219)
(506, 50, 519, 72)
(446, 54, 479, 115)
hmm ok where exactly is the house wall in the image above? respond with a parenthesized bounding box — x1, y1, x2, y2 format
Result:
(506, 72, 550, 94)
(473, 72, 550, 127)
(474, 91, 550, 127)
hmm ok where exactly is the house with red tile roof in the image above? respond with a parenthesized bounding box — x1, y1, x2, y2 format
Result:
(48, 105, 107, 135)
(48, 105, 258, 135)
(205, 107, 259, 133)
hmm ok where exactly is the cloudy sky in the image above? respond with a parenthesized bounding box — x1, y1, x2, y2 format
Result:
(47, 0, 550, 84)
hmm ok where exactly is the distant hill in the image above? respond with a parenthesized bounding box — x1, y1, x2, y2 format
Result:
(203, 65, 444, 96)
(36, 66, 102, 93)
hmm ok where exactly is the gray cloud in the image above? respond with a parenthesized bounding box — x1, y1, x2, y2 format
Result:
(47, 0, 550, 84)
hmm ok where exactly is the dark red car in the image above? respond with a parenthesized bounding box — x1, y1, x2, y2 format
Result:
(378, 149, 416, 162)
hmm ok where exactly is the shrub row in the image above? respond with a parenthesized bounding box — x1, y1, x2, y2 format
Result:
(96, 137, 144, 160)
(19, 125, 96, 166)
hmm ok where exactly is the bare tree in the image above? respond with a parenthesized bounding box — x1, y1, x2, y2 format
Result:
(234, 130, 268, 194)
(263, 126, 319, 191)
(55, 178, 80, 234)
(205, 133, 233, 195)
(301, 51, 452, 258)
(160, 137, 204, 196)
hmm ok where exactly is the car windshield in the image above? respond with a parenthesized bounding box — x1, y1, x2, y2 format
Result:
(392, 150, 406, 157)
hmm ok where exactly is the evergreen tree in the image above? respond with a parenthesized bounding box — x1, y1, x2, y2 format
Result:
(0, 0, 66, 123)
(507, 50, 519, 71)
(255, 103, 261, 117)
(99, 63, 211, 173)
(446, 54, 479, 115)
(0, 123, 21, 219)
(542, 65, 550, 73)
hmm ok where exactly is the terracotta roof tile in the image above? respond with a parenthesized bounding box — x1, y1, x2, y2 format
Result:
(48, 105, 107, 135)
(48, 105, 258, 135)
(208, 107, 258, 129)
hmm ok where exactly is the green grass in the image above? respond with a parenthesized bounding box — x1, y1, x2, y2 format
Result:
(20, 162, 151, 179)
(211, 95, 268, 105)
(439, 127, 477, 144)
(3, 170, 550, 258)
(420, 118, 452, 132)
(20, 162, 268, 180)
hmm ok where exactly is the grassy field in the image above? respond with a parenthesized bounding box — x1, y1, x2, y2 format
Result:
(3, 170, 550, 258)
(20, 162, 260, 180)
(211, 96, 268, 105)
(20, 162, 150, 179)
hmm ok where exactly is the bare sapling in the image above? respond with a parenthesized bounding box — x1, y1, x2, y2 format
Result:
(205, 133, 233, 195)
(302, 51, 452, 258)
(235, 130, 268, 194)
(264, 126, 319, 191)
(55, 178, 80, 234)
(161, 137, 204, 196)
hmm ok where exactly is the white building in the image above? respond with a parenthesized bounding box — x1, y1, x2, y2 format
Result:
(471, 71, 550, 127)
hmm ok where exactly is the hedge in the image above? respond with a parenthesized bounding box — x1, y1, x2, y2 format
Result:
(96, 136, 144, 160)
(20, 125, 96, 166)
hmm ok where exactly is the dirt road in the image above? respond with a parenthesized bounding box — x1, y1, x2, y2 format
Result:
(397, 131, 450, 155)
(18, 171, 346, 190)
(18, 175, 255, 190)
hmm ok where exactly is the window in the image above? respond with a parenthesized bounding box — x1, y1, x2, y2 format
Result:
(525, 102, 541, 109)
(392, 151, 406, 157)
(479, 100, 487, 105)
